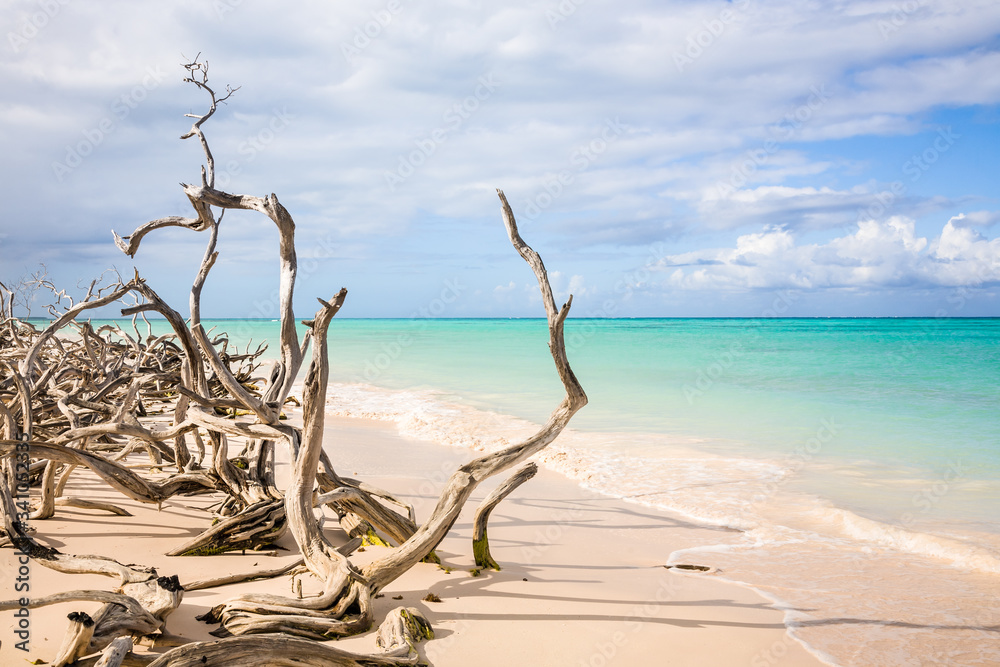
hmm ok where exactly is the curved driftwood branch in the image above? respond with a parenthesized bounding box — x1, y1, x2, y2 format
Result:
(375, 607, 433, 653)
(0, 590, 154, 617)
(287, 291, 349, 579)
(55, 496, 133, 516)
(30, 553, 157, 588)
(1, 58, 596, 659)
(146, 633, 417, 667)
(0, 440, 215, 505)
(196, 290, 374, 639)
(183, 557, 306, 592)
(166, 499, 285, 556)
(0, 585, 167, 656)
(473, 462, 537, 570)
(0, 359, 32, 440)
(181, 185, 302, 409)
(113, 214, 210, 258)
(360, 190, 588, 592)
(93, 636, 134, 667)
(53, 611, 96, 667)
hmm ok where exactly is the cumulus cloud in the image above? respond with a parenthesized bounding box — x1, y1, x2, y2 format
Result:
(948, 211, 1000, 229)
(659, 216, 1000, 290)
(493, 280, 516, 293)
(2, 1, 1000, 315)
(687, 181, 953, 233)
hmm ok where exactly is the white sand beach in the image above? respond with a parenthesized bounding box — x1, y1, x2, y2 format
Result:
(2, 412, 825, 666)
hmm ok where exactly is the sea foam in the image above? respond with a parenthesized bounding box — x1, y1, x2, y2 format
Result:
(322, 380, 1000, 666)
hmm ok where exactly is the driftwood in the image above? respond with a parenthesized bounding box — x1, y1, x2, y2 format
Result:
(376, 607, 434, 653)
(165, 498, 285, 556)
(472, 462, 538, 570)
(144, 633, 418, 667)
(55, 497, 132, 516)
(182, 556, 308, 592)
(53, 611, 96, 667)
(1, 58, 587, 665)
(94, 636, 135, 667)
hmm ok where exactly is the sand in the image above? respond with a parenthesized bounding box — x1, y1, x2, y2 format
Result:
(2, 414, 826, 666)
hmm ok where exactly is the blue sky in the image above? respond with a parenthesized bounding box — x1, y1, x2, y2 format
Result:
(1, 0, 998, 318)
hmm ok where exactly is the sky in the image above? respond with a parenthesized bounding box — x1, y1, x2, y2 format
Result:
(1, 0, 999, 318)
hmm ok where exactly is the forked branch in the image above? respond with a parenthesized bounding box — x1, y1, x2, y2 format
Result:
(359, 190, 588, 592)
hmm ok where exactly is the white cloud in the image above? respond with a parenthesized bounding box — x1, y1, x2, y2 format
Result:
(2, 0, 1000, 315)
(948, 211, 1000, 229)
(693, 183, 903, 232)
(849, 50, 1000, 114)
(659, 216, 1000, 291)
(568, 274, 586, 294)
(493, 280, 516, 293)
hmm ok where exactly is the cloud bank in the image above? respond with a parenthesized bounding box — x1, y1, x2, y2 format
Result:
(1, 0, 998, 316)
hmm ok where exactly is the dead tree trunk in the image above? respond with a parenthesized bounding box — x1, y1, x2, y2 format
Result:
(93, 636, 134, 667)
(52, 611, 96, 667)
(145, 633, 418, 667)
(1, 58, 591, 665)
(200, 189, 587, 639)
(472, 462, 538, 570)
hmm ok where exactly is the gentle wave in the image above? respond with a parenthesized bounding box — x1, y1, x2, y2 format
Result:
(321, 381, 1000, 576)
(817, 507, 1000, 575)
(321, 380, 1000, 664)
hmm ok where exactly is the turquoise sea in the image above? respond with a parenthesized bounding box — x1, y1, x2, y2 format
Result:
(51, 316, 1000, 664)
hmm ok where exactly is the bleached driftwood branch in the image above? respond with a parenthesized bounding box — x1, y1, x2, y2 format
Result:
(1, 59, 589, 666)
(472, 462, 538, 570)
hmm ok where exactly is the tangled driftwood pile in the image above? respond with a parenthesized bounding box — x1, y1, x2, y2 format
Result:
(0, 59, 586, 666)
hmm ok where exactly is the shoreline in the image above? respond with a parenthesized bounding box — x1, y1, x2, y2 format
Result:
(1, 411, 825, 666)
(319, 380, 1000, 666)
(4, 337, 997, 665)
(327, 415, 830, 666)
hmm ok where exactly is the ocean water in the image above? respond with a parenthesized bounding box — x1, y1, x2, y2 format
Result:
(54, 317, 1000, 665)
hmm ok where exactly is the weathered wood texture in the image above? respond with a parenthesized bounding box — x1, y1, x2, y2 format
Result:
(1, 59, 587, 666)
(472, 462, 538, 570)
